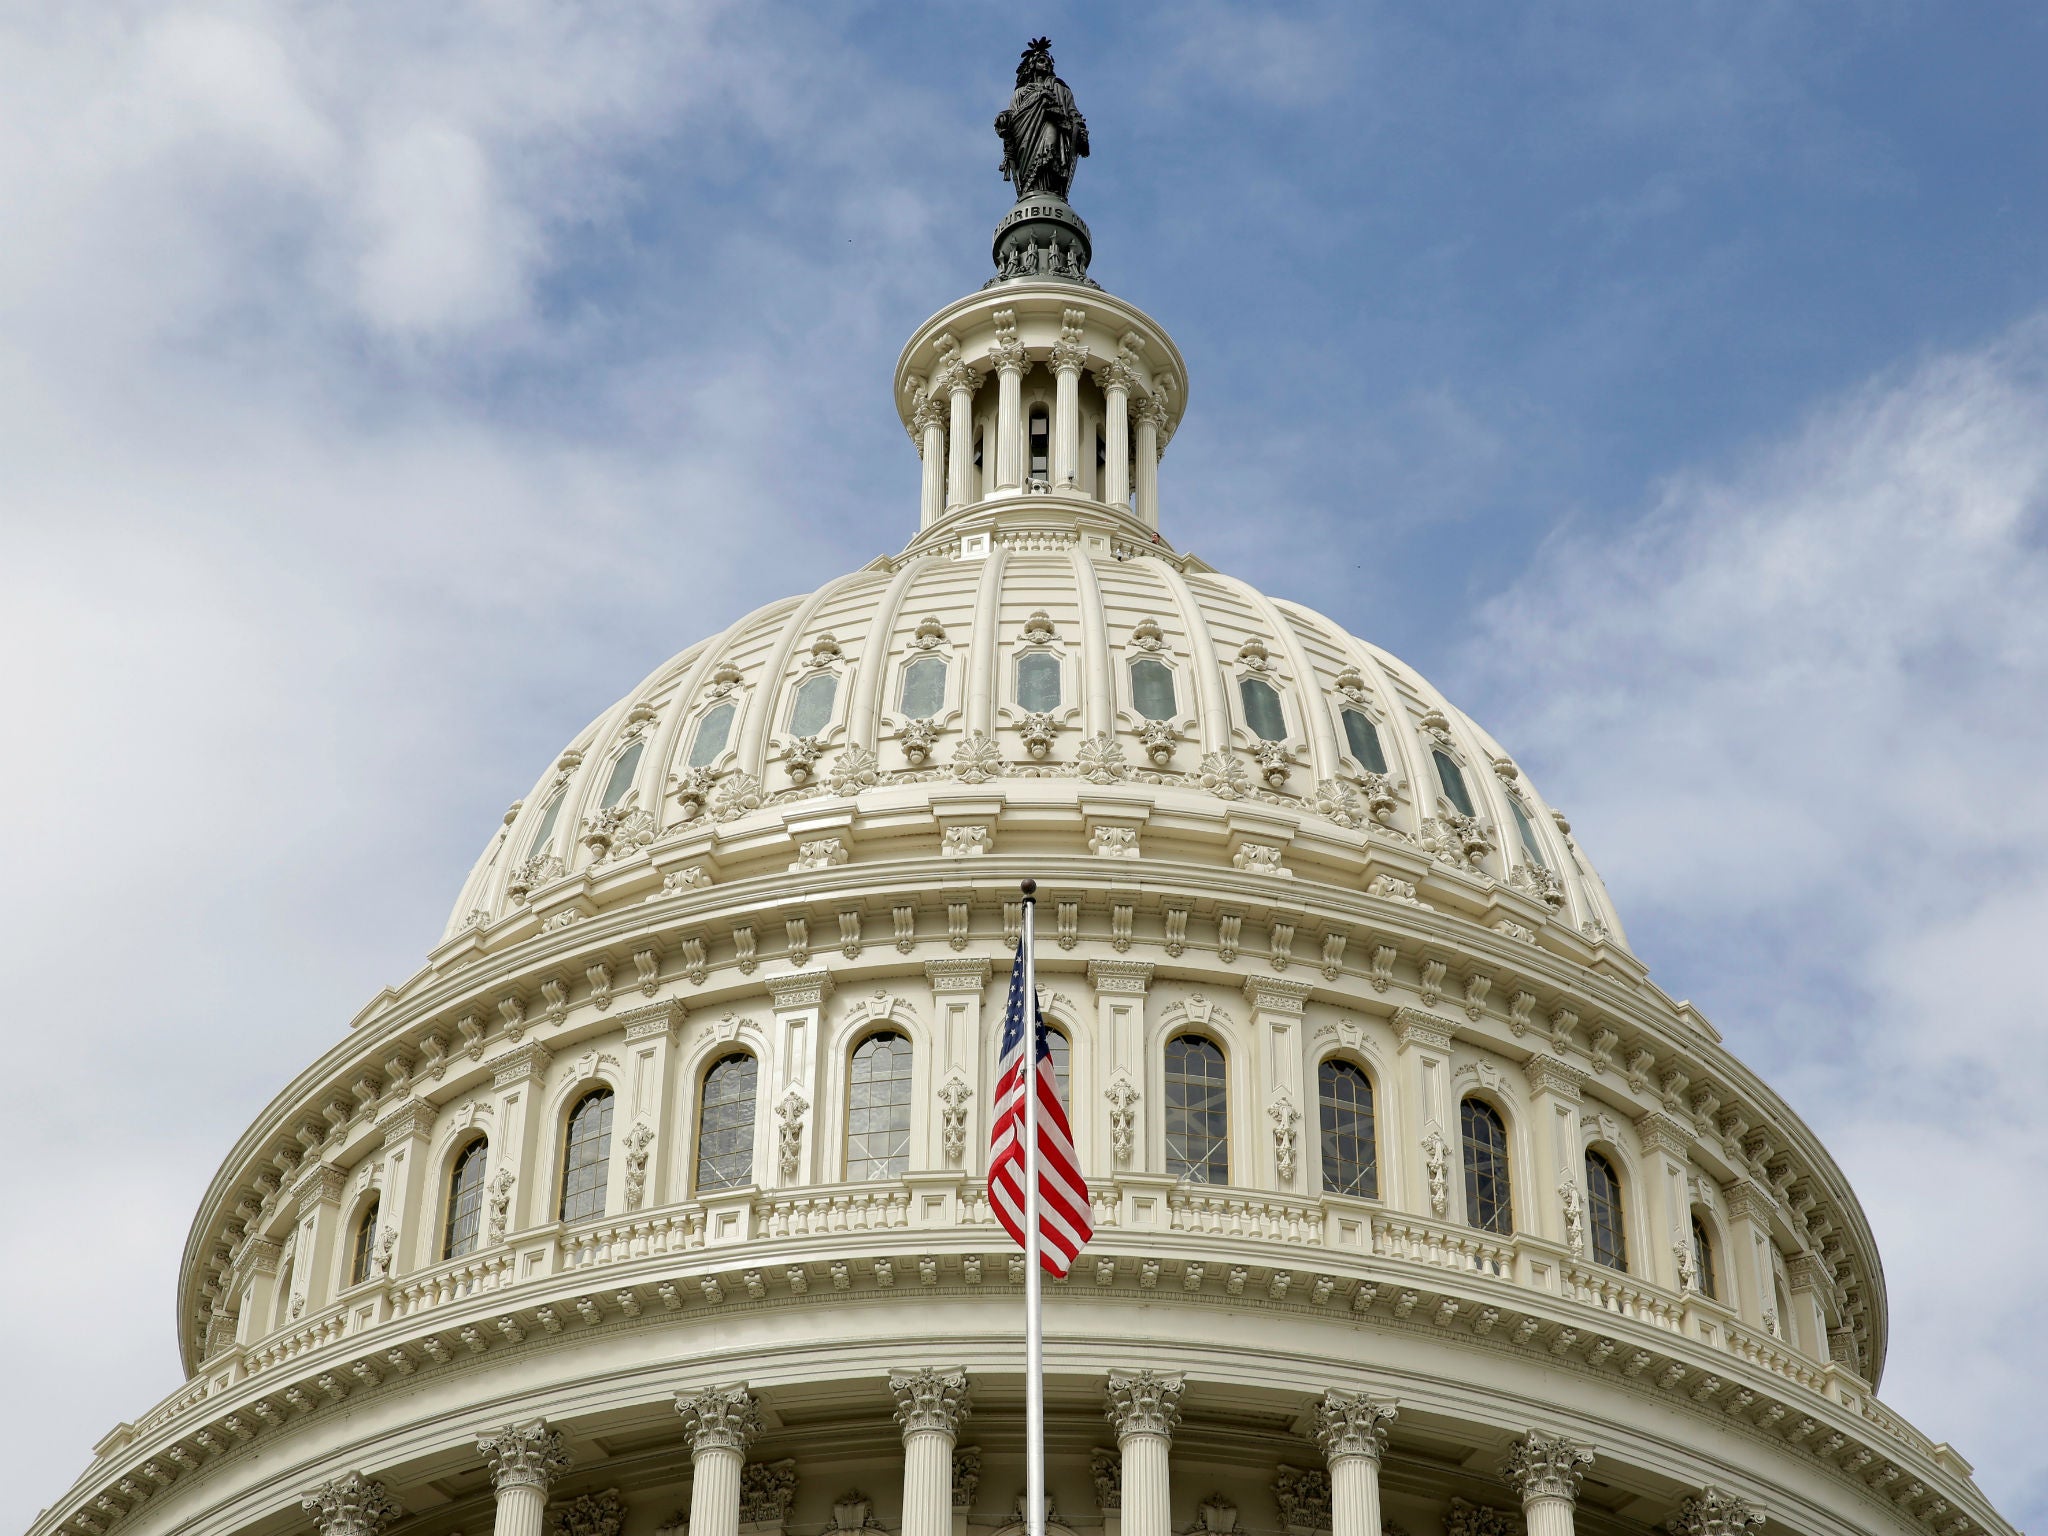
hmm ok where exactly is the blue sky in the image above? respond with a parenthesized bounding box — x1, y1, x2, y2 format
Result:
(3, 3, 2046, 1530)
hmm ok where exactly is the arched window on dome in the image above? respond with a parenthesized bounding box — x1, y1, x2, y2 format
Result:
(347, 1197, 380, 1287)
(443, 1139, 488, 1259)
(1317, 1059, 1378, 1198)
(1585, 1150, 1628, 1271)
(1433, 749, 1476, 817)
(1239, 676, 1286, 742)
(687, 702, 736, 768)
(789, 673, 837, 739)
(847, 1032, 914, 1180)
(559, 1088, 615, 1223)
(1507, 796, 1548, 869)
(900, 656, 947, 721)
(1045, 1023, 1071, 1106)
(1691, 1215, 1718, 1300)
(1460, 1098, 1512, 1235)
(1016, 651, 1061, 712)
(1164, 1035, 1228, 1185)
(695, 1053, 759, 1193)
(598, 740, 644, 809)
(1130, 657, 1176, 721)
(1340, 708, 1388, 774)
(525, 790, 565, 861)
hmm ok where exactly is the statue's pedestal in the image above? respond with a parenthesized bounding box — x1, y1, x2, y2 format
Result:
(990, 192, 1094, 285)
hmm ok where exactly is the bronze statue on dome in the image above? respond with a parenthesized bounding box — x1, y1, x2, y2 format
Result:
(996, 37, 1089, 202)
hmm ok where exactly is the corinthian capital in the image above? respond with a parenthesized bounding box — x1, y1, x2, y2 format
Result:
(1310, 1390, 1397, 1463)
(1668, 1488, 1764, 1536)
(1499, 1432, 1593, 1505)
(676, 1385, 763, 1455)
(301, 1471, 401, 1536)
(890, 1367, 972, 1436)
(476, 1421, 571, 1494)
(1105, 1369, 1183, 1441)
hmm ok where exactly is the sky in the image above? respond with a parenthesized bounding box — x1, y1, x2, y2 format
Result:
(2, 1, 2046, 1529)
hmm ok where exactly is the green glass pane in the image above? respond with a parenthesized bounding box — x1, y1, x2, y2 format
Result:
(901, 657, 947, 720)
(790, 674, 837, 738)
(1131, 658, 1176, 720)
(599, 741, 644, 808)
(688, 702, 735, 767)
(1341, 709, 1387, 773)
(1017, 651, 1061, 712)
(1240, 676, 1286, 741)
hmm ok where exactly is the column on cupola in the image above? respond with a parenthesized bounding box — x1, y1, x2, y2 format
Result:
(1391, 1010, 1454, 1220)
(915, 383, 949, 529)
(1522, 1052, 1587, 1253)
(1050, 310, 1089, 489)
(1086, 961, 1153, 1180)
(1131, 395, 1161, 531)
(941, 347, 981, 510)
(893, 1368, 972, 1536)
(1309, 1391, 1397, 1536)
(1093, 357, 1133, 509)
(1666, 1485, 1765, 1536)
(1242, 976, 1313, 1192)
(991, 311, 1027, 494)
(477, 1421, 572, 1536)
(676, 1386, 764, 1536)
(302, 1470, 402, 1536)
(765, 971, 833, 1187)
(1632, 1110, 1694, 1292)
(1105, 1370, 1183, 1536)
(1500, 1431, 1593, 1536)
(926, 960, 993, 1170)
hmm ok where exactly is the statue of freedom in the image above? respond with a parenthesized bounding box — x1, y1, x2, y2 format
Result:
(995, 38, 1089, 202)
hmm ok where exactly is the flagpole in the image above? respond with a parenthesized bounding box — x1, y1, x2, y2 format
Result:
(1019, 879, 1045, 1536)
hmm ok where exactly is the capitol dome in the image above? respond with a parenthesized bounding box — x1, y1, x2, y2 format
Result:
(37, 38, 2015, 1536)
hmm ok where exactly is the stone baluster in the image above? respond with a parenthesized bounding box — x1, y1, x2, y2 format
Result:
(992, 315, 1027, 494)
(677, 1386, 764, 1536)
(915, 387, 949, 529)
(1667, 1487, 1765, 1536)
(302, 1471, 401, 1536)
(1105, 1370, 1183, 1536)
(942, 356, 981, 510)
(1309, 1391, 1397, 1536)
(1131, 394, 1161, 530)
(1094, 359, 1134, 508)
(477, 1421, 572, 1536)
(1500, 1432, 1593, 1536)
(1050, 312, 1089, 489)
(892, 1368, 972, 1536)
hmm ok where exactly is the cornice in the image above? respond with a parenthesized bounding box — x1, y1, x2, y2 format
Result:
(925, 958, 994, 994)
(765, 969, 836, 1011)
(1241, 974, 1314, 1014)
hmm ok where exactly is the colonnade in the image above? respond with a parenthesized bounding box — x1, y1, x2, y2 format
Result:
(298, 1384, 1765, 1536)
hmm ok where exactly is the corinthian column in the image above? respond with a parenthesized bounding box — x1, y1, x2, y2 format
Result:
(892, 1368, 972, 1536)
(1105, 1371, 1183, 1536)
(943, 359, 981, 510)
(1131, 396, 1161, 531)
(477, 1421, 572, 1536)
(915, 390, 949, 529)
(676, 1386, 763, 1536)
(1309, 1391, 1396, 1536)
(1667, 1487, 1764, 1536)
(992, 316, 1027, 493)
(1500, 1432, 1593, 1536)
(302, 1471, 401, 1536)
(1050, 314, 1089, 489)
(1093, 360, 1133, 508)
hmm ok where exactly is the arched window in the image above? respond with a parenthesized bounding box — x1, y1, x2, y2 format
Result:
(847, 1032, 913, 1180)
(1460, 1099, 1512, 1235)
(1585, 1150, 1627, 1271)
(1317, 1060, 1377, 1198)
(900, 656, 947, 721)
(1130, 658, 1176, 720)
(559, 1089, 615, 1223)
(443, 1139, 488, 1259)
(598, 740, 644, 809)
(688, 702, 736, 768)
(1029, 407, 1050, 481)
(1433, 749, 1475, 816)
(347, 1197, 380, 1286)
(525, 790, 565, 860)
(1017, 651, 1061, 712)
(1239, 676, 1286, 741)
(1340, 708, 1388, 774)
(1691, 1215, 1718, 1300)
(789, 673, 837, 738)
(1045, 1025, 1071, 1106)
(1507, 797, 1548, 868)
(696, 1053, 759, 1193)
(1164, 1035, 1228, 1185)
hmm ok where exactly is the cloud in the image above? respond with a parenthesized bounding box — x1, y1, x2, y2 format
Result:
(1458, 314, 2048, 1525)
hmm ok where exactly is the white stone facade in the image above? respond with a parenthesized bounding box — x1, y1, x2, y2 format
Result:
(34, 113, 2015, 1536)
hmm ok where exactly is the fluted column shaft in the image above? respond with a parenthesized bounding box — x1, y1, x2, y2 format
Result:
(1501, 1432, 1592, 1536)
(1102, 376, 1130, 507)
(995, 359, 1025, 492)
(893, 1369, 971, 1536)
(478, 1422, 570, 1536)
(919, 409, 947, 528)
(677, 1386, 763, 1536)
(1311, 1391, 1396, 1536)
(946, 375, 976, 509)
(1053, 363, 1081, 488)
(1133, 402, 1160, 530)
(1106, 1371, 1182, 1536)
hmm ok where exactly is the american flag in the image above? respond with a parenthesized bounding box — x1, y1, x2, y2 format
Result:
(988, 938, 1092, 1275)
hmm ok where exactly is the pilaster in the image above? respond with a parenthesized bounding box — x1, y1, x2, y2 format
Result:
(1393, 1009, 1456, 1218)
(1522, 1053, 1585, 1249)
(1088, 960, 1153, 1178)
(1243, 975, 1312, 1191)
(765, 971, 834, 1186)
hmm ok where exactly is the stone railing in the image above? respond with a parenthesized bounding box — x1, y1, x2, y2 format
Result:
(1167, 1187, 1326, 1245)
(1371, 1215, 1518, 1281)
(387, 1247, 519, 1319)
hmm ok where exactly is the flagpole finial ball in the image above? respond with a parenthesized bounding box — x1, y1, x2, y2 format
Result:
(1020, 879, 1037, 897)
